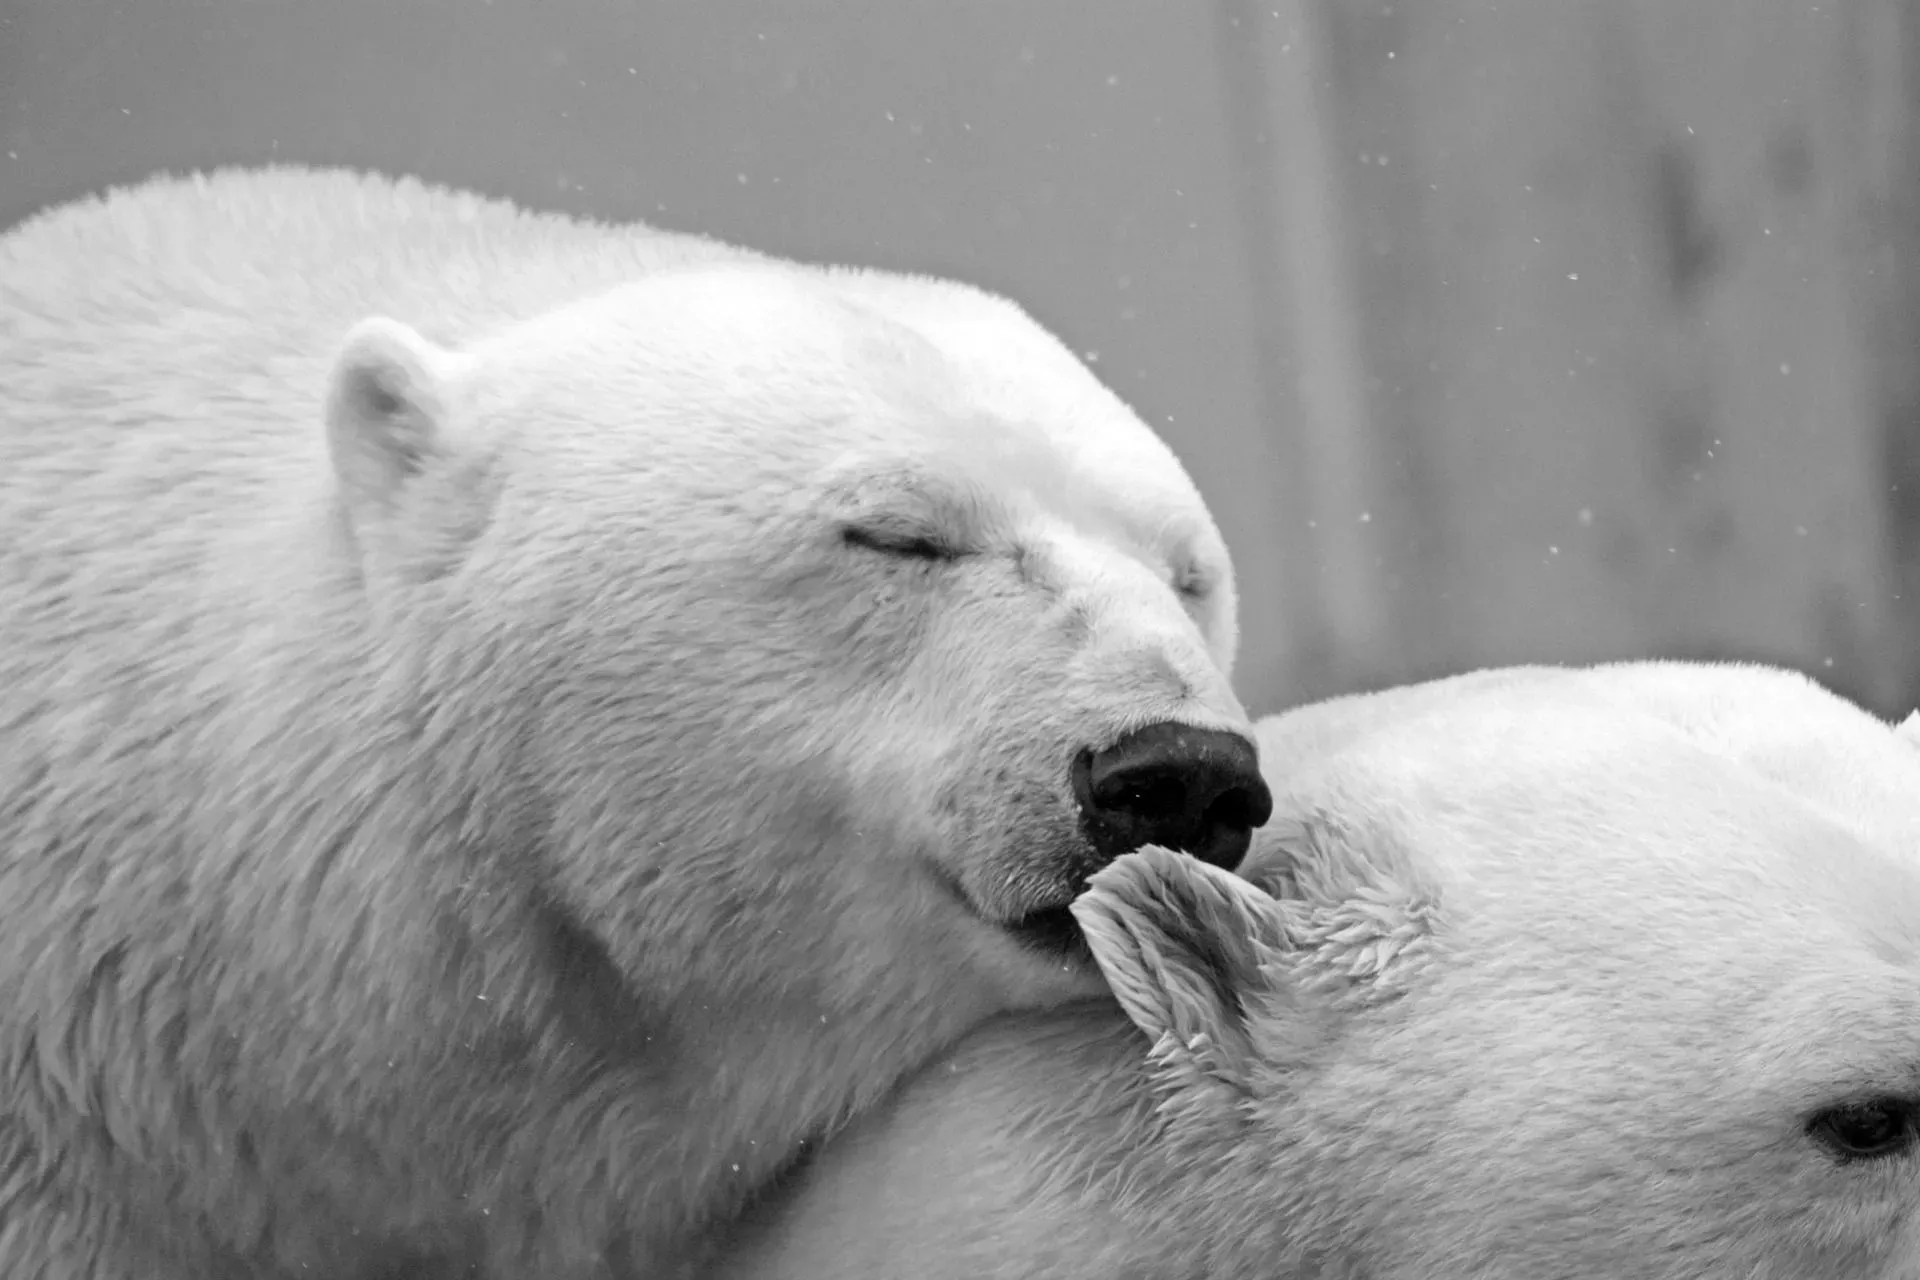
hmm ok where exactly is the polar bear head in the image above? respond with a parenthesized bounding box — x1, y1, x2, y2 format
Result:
(1071, 662, 1920, 1278)
(318, 259, 1268, 1068)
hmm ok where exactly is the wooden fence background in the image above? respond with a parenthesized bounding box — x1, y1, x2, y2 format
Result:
(1236, 0, 1920, 716)
(4, 0, 1916, 716)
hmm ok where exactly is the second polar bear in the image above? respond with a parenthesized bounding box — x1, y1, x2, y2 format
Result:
(716, 661, 1920, 1280)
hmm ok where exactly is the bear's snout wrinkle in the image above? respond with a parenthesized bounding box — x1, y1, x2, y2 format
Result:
(1074, 723, 1272, 871)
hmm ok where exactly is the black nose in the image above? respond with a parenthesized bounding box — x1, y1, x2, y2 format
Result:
(1073, 722, 1274, 872)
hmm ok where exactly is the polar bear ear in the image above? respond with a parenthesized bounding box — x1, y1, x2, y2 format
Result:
(1071, 846, 1297, 1091)
(1898, 711, 1920, 751)
(325, 316, 461, 515)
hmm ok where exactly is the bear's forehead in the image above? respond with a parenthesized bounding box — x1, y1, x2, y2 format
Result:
(1352, 715, 1920, 1089)
(524, 265, 1212, 508)
(1727, 967, 1920, 1105)
(936, 420, 1215, 549)
(485, 265, 1229, 579)
(703, 267, 1222, 549)
(1272, 689, 1920, 969)
(832, 277, 1206, 500)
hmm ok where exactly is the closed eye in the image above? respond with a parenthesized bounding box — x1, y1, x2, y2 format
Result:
(841, 523, 958, 562)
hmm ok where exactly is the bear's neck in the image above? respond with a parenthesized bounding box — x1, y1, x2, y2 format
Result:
(1003, 1009, 1320, 1277)
(491, 928, 1031, 1271)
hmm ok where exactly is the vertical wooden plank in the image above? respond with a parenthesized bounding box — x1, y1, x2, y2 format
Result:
(1849, 0, 1920, 715)
(1301, 0, 1902, 710)
(1621, 0, 1897, 709)
(1214, 0, 1412, 704)
(1316, 0, 1676, 682)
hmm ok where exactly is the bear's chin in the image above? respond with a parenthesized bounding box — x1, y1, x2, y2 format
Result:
(1006, 903, 1092, 961)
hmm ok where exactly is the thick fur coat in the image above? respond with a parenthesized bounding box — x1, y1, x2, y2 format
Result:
(0, 167, 1251, 1278)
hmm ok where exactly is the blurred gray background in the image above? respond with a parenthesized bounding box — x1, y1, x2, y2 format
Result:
(5, 0, 1917, 717)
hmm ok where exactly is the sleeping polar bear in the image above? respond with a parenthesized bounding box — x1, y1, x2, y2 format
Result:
(0, 167, 1269, 1278)
(713, 661, 1920, 1279)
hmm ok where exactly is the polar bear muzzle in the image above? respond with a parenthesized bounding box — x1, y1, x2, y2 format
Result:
(1074, 722, 1273, 872)
(997, 723, 1270, 959)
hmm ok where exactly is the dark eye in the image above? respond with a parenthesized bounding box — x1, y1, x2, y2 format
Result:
(1807, 1098, 1918, 1162)
(841, 525, 953, 562)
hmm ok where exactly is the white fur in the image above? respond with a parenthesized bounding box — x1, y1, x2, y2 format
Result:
(713, 660, 1920, 1280)
(0, 167, 1248, 1278)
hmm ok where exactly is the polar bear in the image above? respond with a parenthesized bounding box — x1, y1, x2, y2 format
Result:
(713, 661, 1920, 1280)
(0, 167, 1269, 1279)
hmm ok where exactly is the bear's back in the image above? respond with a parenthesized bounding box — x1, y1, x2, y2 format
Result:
(0, 167, 758, 641)
(0, 166, 754, 490)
